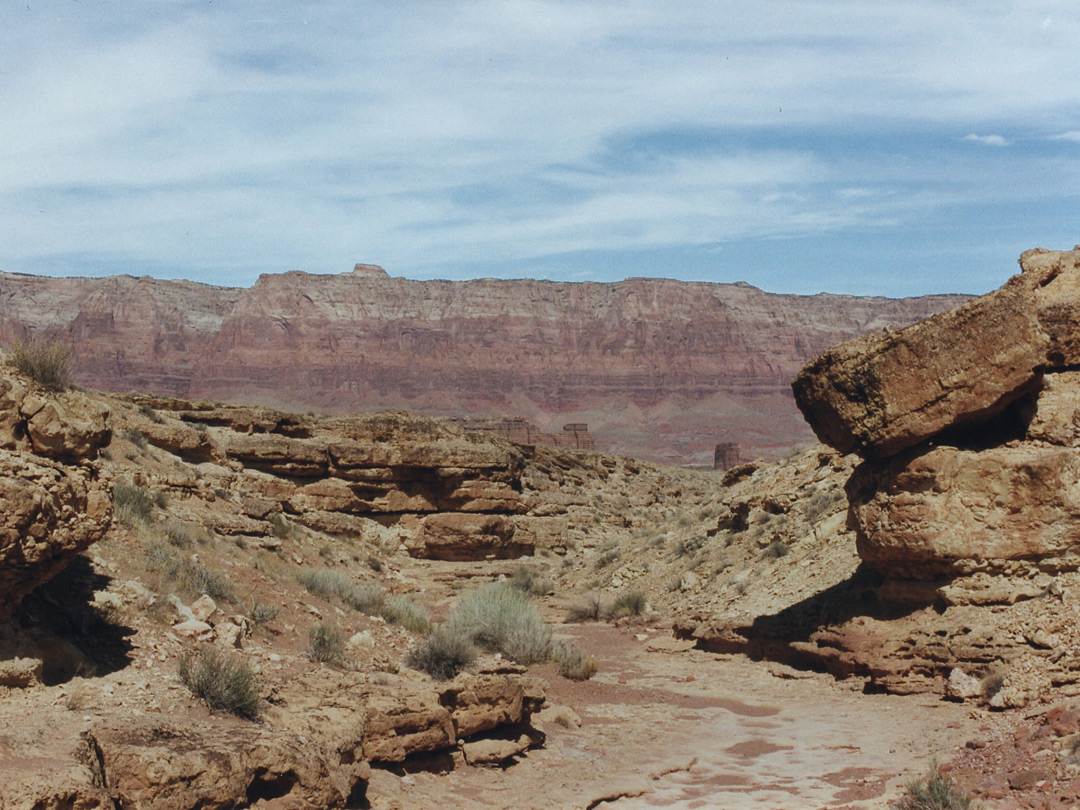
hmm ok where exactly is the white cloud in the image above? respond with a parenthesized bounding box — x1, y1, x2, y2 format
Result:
(0, 0, 1079, 293)
(1051, 131, 1080, 142)
(963, 134, 1010, 147)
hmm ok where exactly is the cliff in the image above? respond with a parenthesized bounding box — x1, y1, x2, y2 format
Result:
(0, 268, 966, 463)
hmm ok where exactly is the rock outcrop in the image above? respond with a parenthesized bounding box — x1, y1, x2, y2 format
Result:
(0, 267, 966, 463)
(764, 246, 1080, 695)
(795, 246, 1080, 583)
(0, 369, 111, 619)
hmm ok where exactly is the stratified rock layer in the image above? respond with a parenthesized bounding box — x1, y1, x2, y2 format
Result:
(0, 268, 965, 463)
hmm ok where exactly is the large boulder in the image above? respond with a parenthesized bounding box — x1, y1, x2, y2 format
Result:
(792, 246, 1080, 459)
(792, 279, 1045, 458)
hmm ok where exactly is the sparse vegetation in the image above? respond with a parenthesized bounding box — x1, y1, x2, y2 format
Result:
(121, 428, 148, 449)
(594, 548, 620, 569)
(7, 337, 71, 391)
(980, 668, 1007, 700)
(298, 567, 430, 631)
(510, 565, 550, 596)
(551, 640, 599, 681)
(267, 511, 298, 539)
(380, 595, 432, 634)
(406, 626, 478, 680)
(308, 623, 347, 665)
(567, 593, 605, 623)
(113, 482, 157, 525)
(607, 589, 647, 619)
(763, 539, 790, 559)
(366, 555, 384, 573)
(244, 600, 280, 626)
(147, 543, 236, 603)
(444, 582, 551, 665)
(893, 765, 972, 810)
(178, 646, 261, 719)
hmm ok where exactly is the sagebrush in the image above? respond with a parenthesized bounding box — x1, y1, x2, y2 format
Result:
(178, 646, 260, 719)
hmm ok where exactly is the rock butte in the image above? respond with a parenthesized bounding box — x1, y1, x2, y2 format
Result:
(0, 266, 965, 464)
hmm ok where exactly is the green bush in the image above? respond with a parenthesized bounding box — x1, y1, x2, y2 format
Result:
(308, 623, 346, 665)
(178, 646, 260, 719)
(445, 582, 552, 665)
(7, 337, 71, 391)
(509, 565, 550, 596)
(406, 626, 478, 680)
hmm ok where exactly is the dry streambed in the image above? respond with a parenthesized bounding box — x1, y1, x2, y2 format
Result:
(368, 622, 979, 810)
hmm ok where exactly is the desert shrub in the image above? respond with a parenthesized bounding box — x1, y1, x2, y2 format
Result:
(298, 567, 356, 600)
(178, 646, 260, 719)
(244, 600, 280, 625)
(121, 428, 148, 449)
(672, 534, 707, 558)
(7, 337, 71, 391)
(138, 404, 164, 423)
(308, 623, 346, 665)
(380, 595, 431, 634)
(149, 545, 235, 603)
(267, 512, 298, 539)
(510, 566, 550, 596)
(445, 582, 552, 665)
(762, 539, 789, 559)
(551, 640, 598, 681)
(607, 589, 647, 619)
(406, 626, 477, 680)
(981, 668, 1007, 700)
(366, 555, 384, 573)
(594, 548, 620, 569)
(566, 593, 605, 623)
(113, 482, 156, 525)
(894, 766, 972, 810)
(163, 519, 207, 548)
(343, 582, 388, 615)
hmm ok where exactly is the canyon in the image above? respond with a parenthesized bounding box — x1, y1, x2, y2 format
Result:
(0, 264, 966, 465)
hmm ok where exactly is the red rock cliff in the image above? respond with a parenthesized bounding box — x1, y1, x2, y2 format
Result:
(0, 269, 966, 463)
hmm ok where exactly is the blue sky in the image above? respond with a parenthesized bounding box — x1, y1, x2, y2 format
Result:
(1, 1, 1078, 297)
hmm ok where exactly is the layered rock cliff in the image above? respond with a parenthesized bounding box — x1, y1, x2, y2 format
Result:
(0, 267, 966, 463)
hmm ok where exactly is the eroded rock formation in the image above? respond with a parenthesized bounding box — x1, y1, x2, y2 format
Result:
(0, 370, 111, 620)
(0, 266, 965, 463)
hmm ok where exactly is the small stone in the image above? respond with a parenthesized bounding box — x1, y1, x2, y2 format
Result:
(190, 594, 218, 623)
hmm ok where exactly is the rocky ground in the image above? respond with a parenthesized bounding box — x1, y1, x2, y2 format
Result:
(5, 247, 1080, 809)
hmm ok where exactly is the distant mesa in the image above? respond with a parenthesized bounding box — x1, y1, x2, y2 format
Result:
(351, 263, 389, 278)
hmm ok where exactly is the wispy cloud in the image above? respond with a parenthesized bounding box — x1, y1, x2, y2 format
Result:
(963, 134, 1011, 147)
(1051, 131, 1080, 142)
(0, 1, 1079, 296)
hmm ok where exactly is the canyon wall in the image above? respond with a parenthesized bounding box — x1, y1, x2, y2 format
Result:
(0, 265, 966, 463)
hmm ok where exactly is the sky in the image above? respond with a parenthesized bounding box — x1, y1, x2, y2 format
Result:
(1, 1, 1078, 298)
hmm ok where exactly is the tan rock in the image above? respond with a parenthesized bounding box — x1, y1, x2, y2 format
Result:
(847, 443, 1080, 578)
(792, 278, 1045, 458)
(172, 620, 215, 641)
(408, 513, 530, 561)
(461, 732, 532, 765)
(945, 668, 982, 700)
(190, 594, 217, 622)
(0, 451, 112, 618)
(86, 717, 355, 810)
